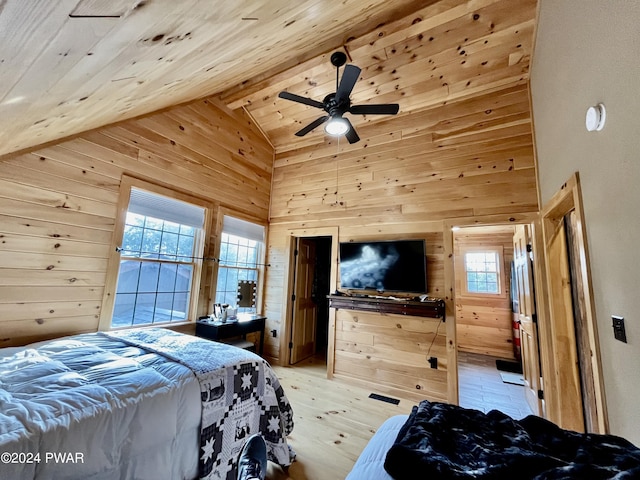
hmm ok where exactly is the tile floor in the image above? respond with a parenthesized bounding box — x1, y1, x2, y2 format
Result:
(458, 351, 534, 420)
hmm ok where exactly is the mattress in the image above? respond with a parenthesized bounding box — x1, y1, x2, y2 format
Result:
(349, 401, 640, 480)
(345, 414, 408, 480)
(0, 329, 294, 480)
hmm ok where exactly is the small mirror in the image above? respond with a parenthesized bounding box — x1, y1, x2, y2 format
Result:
(237, 280, 257, 308)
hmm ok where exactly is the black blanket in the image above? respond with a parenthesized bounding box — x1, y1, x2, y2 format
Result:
(384, 400, 640, 479)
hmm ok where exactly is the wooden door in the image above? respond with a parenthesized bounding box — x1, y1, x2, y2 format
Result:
(538, 173, 607, 433)
(513, 225, 543, 416)
(545, 218, 585, 432)
(290, 238, 317, 364)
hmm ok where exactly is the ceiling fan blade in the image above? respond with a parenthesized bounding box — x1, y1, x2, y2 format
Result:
(343, 118, 360, 144)
(349, 104, 400, 115)
(335, 64, 361, 103)
(295, 116, 329, 137)
(278, 91, 324, 109)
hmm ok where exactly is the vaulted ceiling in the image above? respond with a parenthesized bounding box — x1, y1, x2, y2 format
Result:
(0, 0, 537, 158)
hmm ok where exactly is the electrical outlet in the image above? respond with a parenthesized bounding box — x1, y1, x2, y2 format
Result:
(428, 356, 438, 369)
(612, 316, 627, 343)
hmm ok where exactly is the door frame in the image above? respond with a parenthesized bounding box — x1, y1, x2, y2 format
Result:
(444, 213, 539, 405)
(279, 227, 338, 376)
(540, 172, 608, 433)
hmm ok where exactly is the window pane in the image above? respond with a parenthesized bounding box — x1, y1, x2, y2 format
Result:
(158, 263, 178, 292)
(177, 234, 195, 258)
(180, 225, 195, 236)
(464, 251, 500, 294)
(237, 269, 253, 282)
(163, 221, 180, 234)
(238, 245, 249, 266)
(226, 269, 239, 292)
(117, 261, 141, 294)
(133, 293, 157, 325)
(219, 239, 228, 259)
(246, 244, 258, 265)
(122, 226, 143, 255)
(155, 292, 176, 319)
(126, 212, 145, 227)
(160, 231, 179, 259)
(217, 266, 228, 287)
(144, 217, 163, 231)
(141, 228, 162, 257)
(138, 262, 160, 293)
(113, 293, 136, 327)
(172, 292, 189, 320)
(226, 243, 239, 265)
(176, 265, 193, 292)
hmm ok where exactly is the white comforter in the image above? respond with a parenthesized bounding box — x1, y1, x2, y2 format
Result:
(0, 334, 201, 480)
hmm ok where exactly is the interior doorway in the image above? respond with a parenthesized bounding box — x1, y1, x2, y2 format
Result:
(289, 236, 332, 365)
(539, 172, 608, 433)
(453, 224, 536, 419)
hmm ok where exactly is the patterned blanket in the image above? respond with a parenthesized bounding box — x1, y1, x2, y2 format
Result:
(384, 400, 640, 479)
(103, 329, 294, 480)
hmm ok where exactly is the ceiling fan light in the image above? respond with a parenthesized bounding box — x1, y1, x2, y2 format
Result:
(324, 116, 349, 136)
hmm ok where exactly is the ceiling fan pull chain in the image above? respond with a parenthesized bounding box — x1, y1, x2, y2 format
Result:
(336, 135, 340, 205)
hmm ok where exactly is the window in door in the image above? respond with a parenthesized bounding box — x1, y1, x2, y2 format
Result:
(111, 187, 206, 327)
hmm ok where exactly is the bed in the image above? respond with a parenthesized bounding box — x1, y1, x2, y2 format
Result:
(0, 328, 294, 480)
(348, 400, 640, 479)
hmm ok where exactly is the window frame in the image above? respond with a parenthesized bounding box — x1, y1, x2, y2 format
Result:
(459, 246, 507, 298)
(99, 176, 211, 330)
(212, 208, 267, 315)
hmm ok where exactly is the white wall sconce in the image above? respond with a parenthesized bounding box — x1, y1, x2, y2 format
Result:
(585, 103, 606, 132)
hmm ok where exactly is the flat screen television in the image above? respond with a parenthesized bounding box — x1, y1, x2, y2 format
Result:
(338, 239, 427, 294)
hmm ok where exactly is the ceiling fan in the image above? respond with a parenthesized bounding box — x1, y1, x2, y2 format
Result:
(277, 52, 399, 144)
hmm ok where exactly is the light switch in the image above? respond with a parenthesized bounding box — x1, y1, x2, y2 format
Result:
(612, 316, 627, 343)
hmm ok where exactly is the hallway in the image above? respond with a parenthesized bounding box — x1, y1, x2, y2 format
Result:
(458, 351, 534, 420)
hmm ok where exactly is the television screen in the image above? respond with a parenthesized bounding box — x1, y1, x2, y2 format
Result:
(338, 240, 427, 293)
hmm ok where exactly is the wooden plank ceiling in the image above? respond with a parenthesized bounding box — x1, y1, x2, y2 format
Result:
(0, 0, 537, 158)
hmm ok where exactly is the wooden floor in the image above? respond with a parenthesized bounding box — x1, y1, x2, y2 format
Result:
(267, 355, 415, 480)
(267, 352, 533, 480)
(458, 351, 533, 420)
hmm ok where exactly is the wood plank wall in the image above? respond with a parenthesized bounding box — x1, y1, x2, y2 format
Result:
(0, 99, 273, 347)
(335, 309, 448, 403)
(265, 83, 537, 394)
(453, 228, 515, 359)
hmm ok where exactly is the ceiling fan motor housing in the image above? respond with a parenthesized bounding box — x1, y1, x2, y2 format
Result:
(323, 93, 350, 116)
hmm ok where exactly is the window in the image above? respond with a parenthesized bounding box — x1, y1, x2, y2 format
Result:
(463, 249, 502, 295)
(214, 215, 265, 314)
(111, 187, 206, 327)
